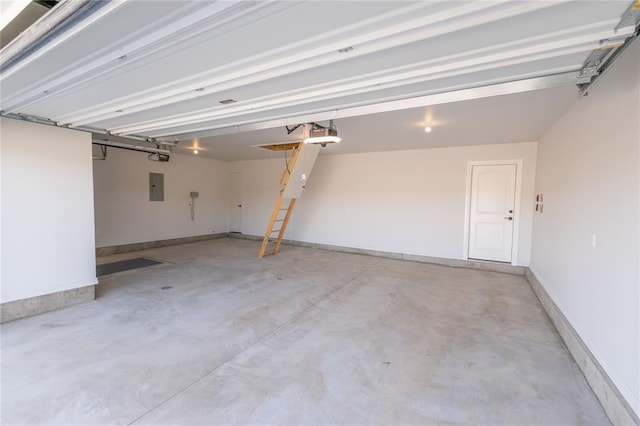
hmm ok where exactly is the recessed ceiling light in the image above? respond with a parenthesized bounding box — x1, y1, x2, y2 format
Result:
(338, 46, 354, 53)
(424, 126, 432, 133)
(195, 87, 205, 92)
(219, 99, 237, 105)
(193, 149, 199, 154)
(116, 109, 123, 113)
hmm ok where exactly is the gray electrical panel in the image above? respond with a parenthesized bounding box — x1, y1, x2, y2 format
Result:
(149, 173, 164, 201)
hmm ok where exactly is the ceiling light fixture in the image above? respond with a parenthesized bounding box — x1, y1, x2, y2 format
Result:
(304, 120, 341, 146)
(424, 126, 432, 133)
(193, 149, 199, 154)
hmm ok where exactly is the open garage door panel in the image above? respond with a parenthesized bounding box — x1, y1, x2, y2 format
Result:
(1, 0, 638, 144)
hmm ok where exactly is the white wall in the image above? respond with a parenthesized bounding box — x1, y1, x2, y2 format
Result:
(530, 41, 640, 416)
(93, 148, 229, 247)
(1, 118, 97, 303)
(230, 141, 537, 265)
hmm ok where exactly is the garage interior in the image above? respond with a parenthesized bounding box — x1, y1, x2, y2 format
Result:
(1, 1, 639, 425)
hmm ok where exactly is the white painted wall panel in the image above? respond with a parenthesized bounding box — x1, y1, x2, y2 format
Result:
(231, 142, 537, 265)
(1, 118, 97, 303)
(228, 158, 283, 237)
(531, 41, 640, 416)
(93, 149, 229, 247)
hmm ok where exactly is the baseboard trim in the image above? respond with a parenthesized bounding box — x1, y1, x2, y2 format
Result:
(525, 268, 639, 425)
(228, 233, 524, 275)
(1, 285, 95, 324)
(96, 233, 229, 257)
(228, 233, 262, 241)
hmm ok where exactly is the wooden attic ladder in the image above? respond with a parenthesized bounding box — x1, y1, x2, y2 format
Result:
(258, 142, 304, 258)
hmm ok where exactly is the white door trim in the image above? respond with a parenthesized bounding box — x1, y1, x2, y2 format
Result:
(229, 172, 243, 233)
(463, 159, 523, 265)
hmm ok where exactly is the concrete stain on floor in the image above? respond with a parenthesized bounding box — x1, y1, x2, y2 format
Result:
(1, 238, 609, 425)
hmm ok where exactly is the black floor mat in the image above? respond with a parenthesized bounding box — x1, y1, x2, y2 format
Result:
(97, 257, 162, 276)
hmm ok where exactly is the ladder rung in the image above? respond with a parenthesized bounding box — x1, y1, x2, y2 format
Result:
(259, 149, 300, 258)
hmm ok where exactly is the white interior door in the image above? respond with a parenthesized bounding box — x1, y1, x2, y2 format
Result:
(468, 164, 517, 262)
(229, 172, 243, 233)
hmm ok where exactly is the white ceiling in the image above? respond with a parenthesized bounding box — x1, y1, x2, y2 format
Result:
(0, 0, 635, 160)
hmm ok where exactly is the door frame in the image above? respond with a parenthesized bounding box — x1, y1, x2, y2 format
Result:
(229, 172, 243, 233)
(463, 159, 523, 265)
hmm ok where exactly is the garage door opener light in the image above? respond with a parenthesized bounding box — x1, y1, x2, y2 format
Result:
(304, 120, 341, 146)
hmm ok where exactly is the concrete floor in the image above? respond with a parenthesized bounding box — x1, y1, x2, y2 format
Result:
(1, 238, 608, 425)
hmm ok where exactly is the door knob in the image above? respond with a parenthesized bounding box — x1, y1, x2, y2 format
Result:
(237, 204, 242, 208)
(504, 216, 513, 220)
